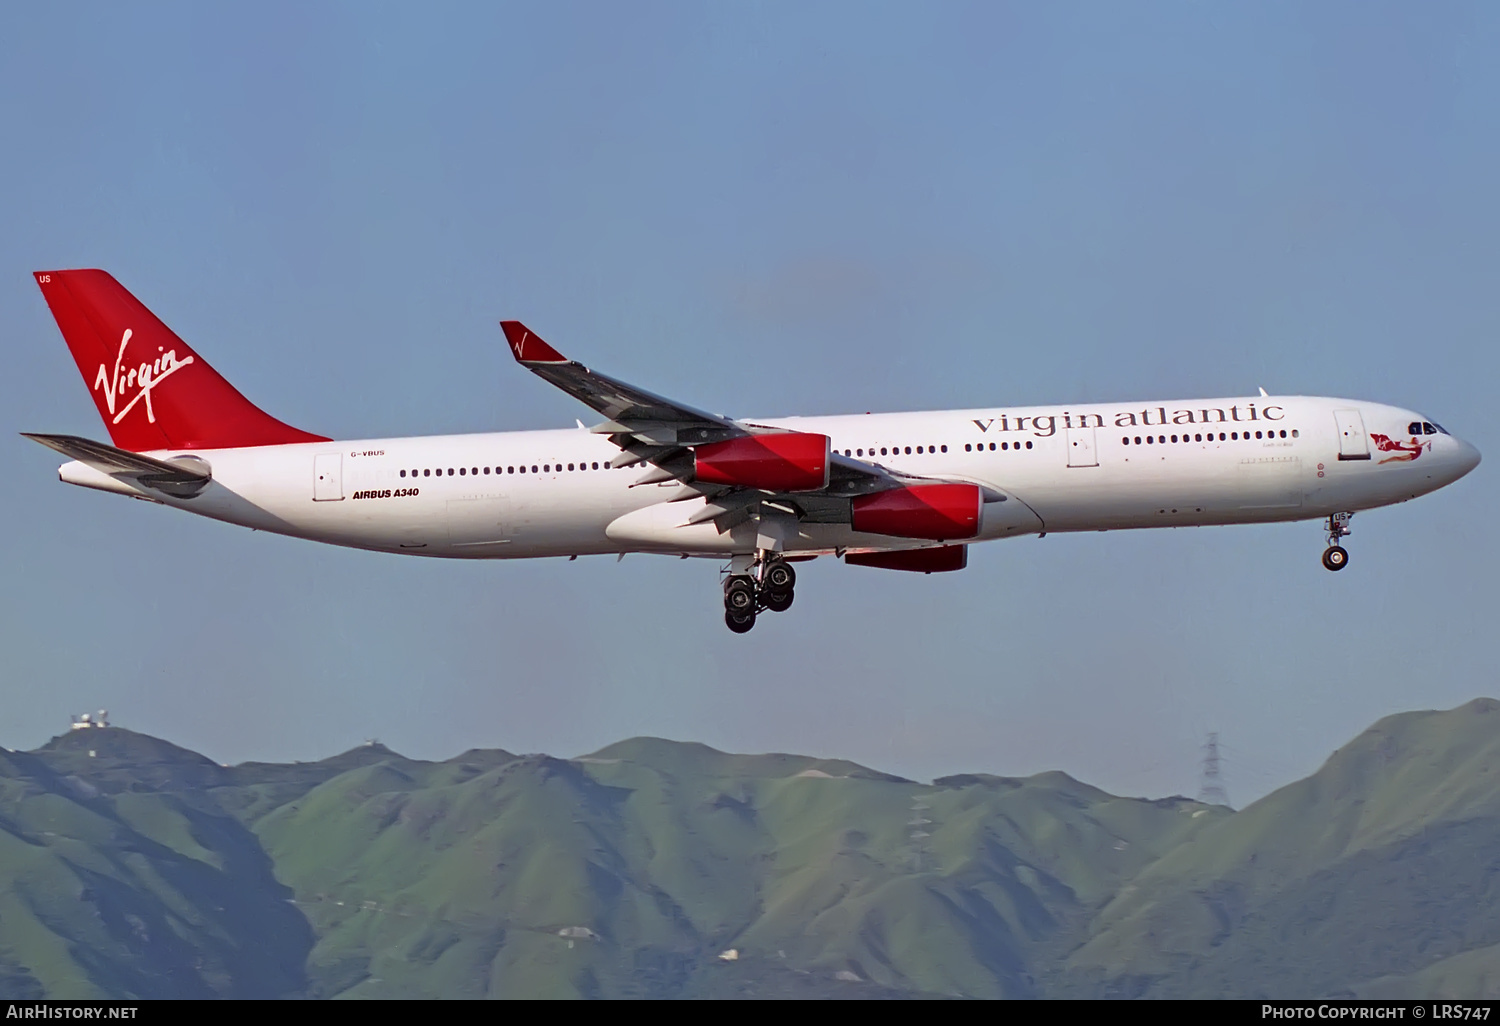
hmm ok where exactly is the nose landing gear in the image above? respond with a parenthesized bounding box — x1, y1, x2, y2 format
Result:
(722, 553, 799, 632)
(1322, 513, 1352, 571)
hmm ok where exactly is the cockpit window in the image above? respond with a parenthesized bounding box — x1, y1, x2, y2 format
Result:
(1408, 422, 1423, 435)
(1434, 423, 1449, 434)
(1423, 422, 1440, 435)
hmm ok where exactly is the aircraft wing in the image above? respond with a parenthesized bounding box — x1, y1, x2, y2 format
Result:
(498, 322, 992, 535)
(500, 321, 742, 454)
(500, 320, 903, 484)
(22, 432, 211, 496)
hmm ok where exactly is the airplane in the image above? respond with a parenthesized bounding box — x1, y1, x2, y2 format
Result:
(25, 269, 1481, 633)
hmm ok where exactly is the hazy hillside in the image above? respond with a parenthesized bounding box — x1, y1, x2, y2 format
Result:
(1064, 697, 1500, 998)
(0, 700, 1497, 998)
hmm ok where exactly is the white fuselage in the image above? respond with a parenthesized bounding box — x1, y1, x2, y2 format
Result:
(58, 395, 1480, 560)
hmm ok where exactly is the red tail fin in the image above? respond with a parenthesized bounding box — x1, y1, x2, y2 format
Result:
(34, 269, 328, 451)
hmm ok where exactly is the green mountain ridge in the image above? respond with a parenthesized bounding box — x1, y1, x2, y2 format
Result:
(0, 700, 1496, 998)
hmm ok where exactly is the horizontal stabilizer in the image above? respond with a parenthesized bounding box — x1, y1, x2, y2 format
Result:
(22, 432, 211, 497)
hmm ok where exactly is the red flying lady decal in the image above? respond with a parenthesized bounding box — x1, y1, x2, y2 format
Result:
(1370, 433, 1429, 464)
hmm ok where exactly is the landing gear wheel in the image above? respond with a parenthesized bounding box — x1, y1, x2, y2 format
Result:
(724, 576, 757, 614)
(725, 608, 757, 633)
(763, 560, 796, 593)
(763, 589, 794, 613)
(1322, 545, 1348, 571)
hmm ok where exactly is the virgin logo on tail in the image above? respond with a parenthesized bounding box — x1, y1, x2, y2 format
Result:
(93, 328, 195, 426)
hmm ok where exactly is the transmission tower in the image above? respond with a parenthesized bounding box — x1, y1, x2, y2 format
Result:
(908, 797, 931, 874)
(1198, 732, 1229, 807)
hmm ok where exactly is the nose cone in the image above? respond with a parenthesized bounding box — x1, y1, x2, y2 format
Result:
(1456, 438, 1482, 478)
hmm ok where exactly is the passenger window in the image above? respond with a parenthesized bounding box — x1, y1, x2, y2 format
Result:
(459, 467, 466, 475)
(1171, 435, 1178, 443)
(965, 444, 973, 452)
(1122, 438, 1129, 445)
(1195, 434, 1202, 441)
(1002, 442, 1010, 450)
(423, 469, 431, 477)
(881, 448, 888, 455)
(916, 446, 923, 453)
(568, 463, 574, 471)
(941, 445, 948, 452)
(987, 442, 995, 451)
(1025, 441, 1033, 449)
(856, 448, 863, 456)
(905, 446, 912, 454)
(593, 462, 600, 469)
(532, 465, 538, 473)
(1254, 431, 1261, 439)
(400, 470, 407, 477)
(1292, 430, 1299, 438)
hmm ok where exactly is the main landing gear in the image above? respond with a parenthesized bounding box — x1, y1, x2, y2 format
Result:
(723, 554, 797, 633)
(1322, 512, 1352, 572)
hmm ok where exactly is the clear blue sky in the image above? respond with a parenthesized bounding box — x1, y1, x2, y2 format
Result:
(2, 2, 1495, 804)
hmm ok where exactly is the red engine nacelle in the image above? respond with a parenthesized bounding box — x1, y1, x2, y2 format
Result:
(851, 483, 982, 540)
(695, 432, 830, 492)
(845, 546, 968, 573)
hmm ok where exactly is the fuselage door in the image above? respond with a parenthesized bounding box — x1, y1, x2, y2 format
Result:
(1066, 425, 1099, 468)
(1334, 409, 1371, 461)
(314, 452, 344, 500)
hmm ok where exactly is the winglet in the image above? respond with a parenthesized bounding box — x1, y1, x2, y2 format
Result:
(500, 321, 568, 364)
